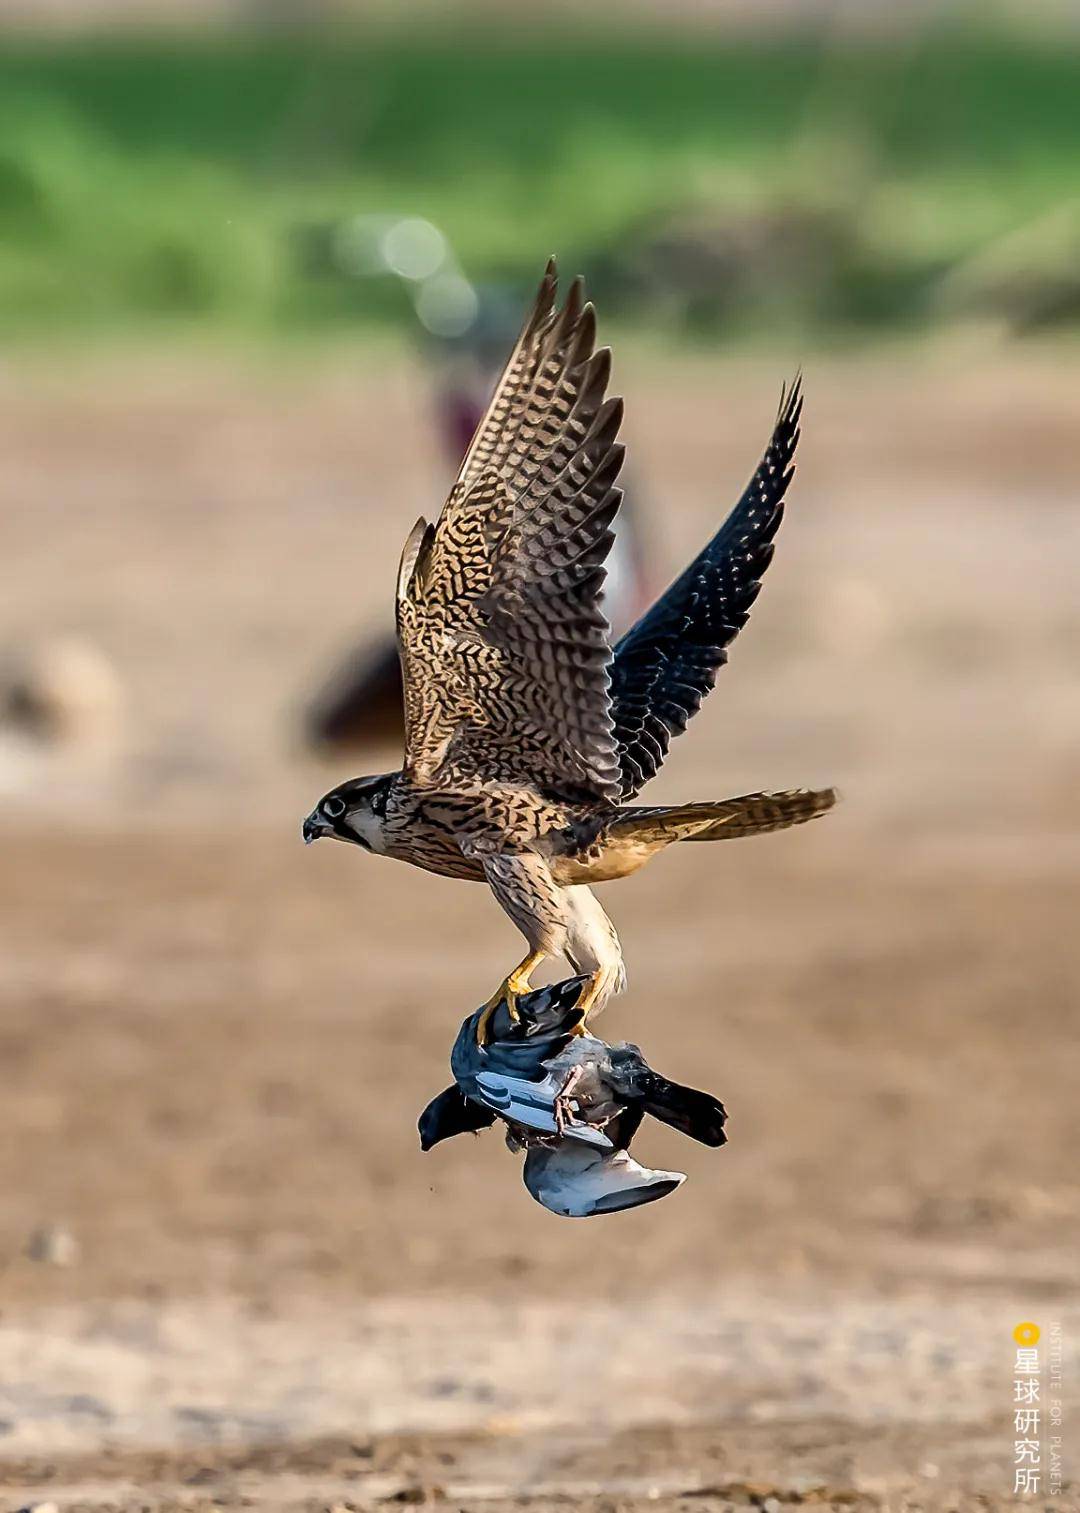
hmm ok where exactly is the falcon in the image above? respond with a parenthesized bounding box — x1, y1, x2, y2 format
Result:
(303, 258, 836, 1041)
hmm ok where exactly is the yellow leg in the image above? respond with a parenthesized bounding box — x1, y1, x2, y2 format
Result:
(569, 969, 607, 1033)
(475, 950, 546, 1047)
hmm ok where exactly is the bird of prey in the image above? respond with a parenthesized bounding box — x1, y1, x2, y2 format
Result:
(418, 976, 727, 1217)
(303, 258, 835, 1040)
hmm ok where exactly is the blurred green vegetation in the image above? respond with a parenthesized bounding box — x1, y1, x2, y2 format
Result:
(1, 23, 1079, 340)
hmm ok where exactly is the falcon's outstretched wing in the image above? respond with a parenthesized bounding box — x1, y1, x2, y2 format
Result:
(609, 378, 802, 801)
(396, 260, 624, 801)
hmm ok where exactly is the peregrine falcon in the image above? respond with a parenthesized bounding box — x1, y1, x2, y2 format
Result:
(303, 259, 836, 1040)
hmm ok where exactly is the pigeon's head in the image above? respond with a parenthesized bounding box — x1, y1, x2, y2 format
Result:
(302, 773, 395, 853)
(418, 1086, 496, 1150)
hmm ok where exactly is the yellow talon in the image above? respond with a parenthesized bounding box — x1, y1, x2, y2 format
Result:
(475, 951, 545, 1048)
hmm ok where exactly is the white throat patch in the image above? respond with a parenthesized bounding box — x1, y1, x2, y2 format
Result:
(349, 807, 389, 854)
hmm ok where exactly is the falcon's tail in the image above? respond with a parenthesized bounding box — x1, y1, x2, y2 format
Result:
(612, 787, 837, 846)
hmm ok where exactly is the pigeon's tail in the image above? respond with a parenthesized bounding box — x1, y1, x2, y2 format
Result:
(641, 1076, 728, 1147)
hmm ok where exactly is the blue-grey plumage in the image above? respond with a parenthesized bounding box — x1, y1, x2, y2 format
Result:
(419, 977, 727, 1217)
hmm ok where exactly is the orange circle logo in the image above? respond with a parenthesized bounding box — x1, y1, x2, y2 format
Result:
(1013, 1322, 1040, 1346)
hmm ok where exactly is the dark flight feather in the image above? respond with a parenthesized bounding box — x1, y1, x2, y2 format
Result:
(609, 377, 802, 800)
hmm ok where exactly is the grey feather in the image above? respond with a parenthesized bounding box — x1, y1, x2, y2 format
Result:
(418, 976, 727, 1217)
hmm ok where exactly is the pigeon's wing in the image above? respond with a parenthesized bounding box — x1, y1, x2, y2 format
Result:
(486, 977, 590, 1074)
(610, 379, 802, 800)
(450, 978, 587, 1095)
(472, 1068, 615, 1149)
(395, 260, 625, 801)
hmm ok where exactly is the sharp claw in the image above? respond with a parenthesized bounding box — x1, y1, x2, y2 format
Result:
(475, 1001, 496, 1049)
(476, 978, 518, 1047)
(476, 956, 542, 1048)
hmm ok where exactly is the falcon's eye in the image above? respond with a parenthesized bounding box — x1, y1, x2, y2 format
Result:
(369, 786, 388, 819)
(322, 795, 347, 820)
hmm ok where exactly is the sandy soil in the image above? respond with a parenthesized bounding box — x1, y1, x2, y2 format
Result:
(0, 343, 1078, 1510)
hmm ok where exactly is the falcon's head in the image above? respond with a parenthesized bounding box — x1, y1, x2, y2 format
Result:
(302, 773, 395, 853)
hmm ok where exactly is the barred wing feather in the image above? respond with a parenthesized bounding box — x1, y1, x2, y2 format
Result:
(396, 260, 625, 800)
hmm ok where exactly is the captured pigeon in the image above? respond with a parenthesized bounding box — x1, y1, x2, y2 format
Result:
(418, 976, 727, 1217)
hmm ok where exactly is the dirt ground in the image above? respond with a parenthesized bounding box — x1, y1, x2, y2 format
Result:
(1, 342, 1078, 1510)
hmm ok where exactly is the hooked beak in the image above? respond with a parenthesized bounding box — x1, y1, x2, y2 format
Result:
(302, 812, 327, 845)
